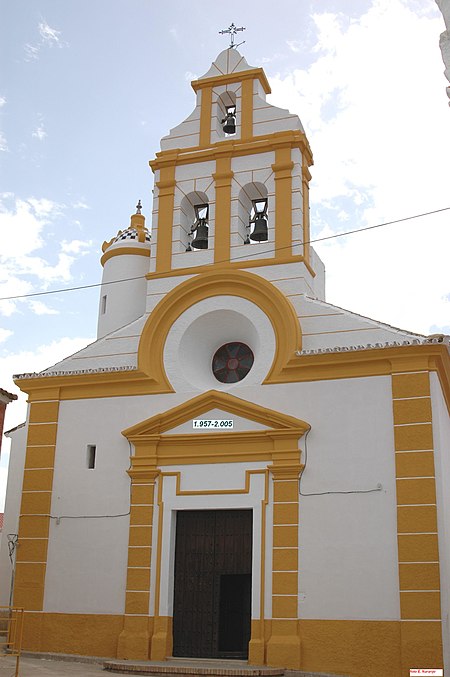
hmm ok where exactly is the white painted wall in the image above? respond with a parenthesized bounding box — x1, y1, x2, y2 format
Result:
(431, 371, 450, 673)
(97, 250, 150, 340)
(40, 373, 401, 622)
(0, 425, 27, 606)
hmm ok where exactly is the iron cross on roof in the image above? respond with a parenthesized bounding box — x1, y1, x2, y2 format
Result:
(219, 23, 246, 49)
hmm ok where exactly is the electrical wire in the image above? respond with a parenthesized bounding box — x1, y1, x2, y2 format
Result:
(299, 428, 383, 497)
(0, 206, 448, 303)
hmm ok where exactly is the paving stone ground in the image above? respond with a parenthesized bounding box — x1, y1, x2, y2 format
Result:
(0, 654, 345, 677)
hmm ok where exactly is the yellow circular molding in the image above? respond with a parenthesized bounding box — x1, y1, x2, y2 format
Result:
(100, 246, 150, 267)
(138, 268, 302, 386)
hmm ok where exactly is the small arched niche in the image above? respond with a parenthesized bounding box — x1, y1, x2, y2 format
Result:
(216, 90, 237, 139)
(179, 191, 210, 252)
(237, 182, 269, 244)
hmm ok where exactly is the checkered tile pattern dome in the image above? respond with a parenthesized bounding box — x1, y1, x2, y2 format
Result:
(113, 227, 151, 243)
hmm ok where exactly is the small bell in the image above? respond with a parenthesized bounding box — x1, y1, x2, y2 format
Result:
(249, 198, 269, 242)
(191, 221, 209, 249)
(222, 107, 236, 135)
(250, 217, 268, 242)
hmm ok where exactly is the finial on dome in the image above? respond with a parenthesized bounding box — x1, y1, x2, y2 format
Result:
(219, 23, 246, 49)
(136, 199, 142, 214)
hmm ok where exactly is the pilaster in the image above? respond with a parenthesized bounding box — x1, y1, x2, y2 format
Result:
(392, 370, 443, 673)
(266, 463, 302, 670)
(117, 469, 159, 660)
(14, 398, 59, 610)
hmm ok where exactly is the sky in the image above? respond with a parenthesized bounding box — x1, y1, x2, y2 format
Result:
(0, 0, 449, 508)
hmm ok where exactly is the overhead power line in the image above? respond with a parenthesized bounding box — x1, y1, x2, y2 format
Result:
(0, 206, 448, 303)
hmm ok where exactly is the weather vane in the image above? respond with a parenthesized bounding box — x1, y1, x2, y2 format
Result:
(219, 23, 246, 49)
(135, 199, 142, 214)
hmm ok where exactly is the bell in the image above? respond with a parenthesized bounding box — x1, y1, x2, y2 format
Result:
(250, 216, 268, 242)
(222, 112, 236, 135)
(191, 222, 209, 249)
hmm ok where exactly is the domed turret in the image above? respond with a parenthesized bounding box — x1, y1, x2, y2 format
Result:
(97, 201, 151, 339)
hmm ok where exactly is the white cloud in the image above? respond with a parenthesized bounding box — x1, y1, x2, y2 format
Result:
(268, 0, 449, 335)
(0, 329, 13, 344)
(0, 196, 94, 315)
(28, 300, 59, 315)
(24, 20, 67, 61)
(0, 97, 6, 107)
(286, 39, 302, 53)
(60, 239, 92, 254)
(32, 123, 47, 141)
(184, 71, 198, 82)
(71, 200, 90, 210)
(0, 132, 7, 152)
(24, 43, 40, 61)
(38, 20, 62, 45)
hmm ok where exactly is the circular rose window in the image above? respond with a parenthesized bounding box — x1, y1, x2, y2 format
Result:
(212, 342, 254, 383)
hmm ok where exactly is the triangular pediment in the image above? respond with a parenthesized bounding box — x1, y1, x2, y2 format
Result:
(122, 389, 309, 439)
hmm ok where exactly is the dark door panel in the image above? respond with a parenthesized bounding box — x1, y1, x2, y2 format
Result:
(172, 509, 252, 659)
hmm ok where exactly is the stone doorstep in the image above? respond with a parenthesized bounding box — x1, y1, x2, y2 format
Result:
(103, 660, 284, 676)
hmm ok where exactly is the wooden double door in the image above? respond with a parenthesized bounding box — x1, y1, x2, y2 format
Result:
(172, 509, 252, 659)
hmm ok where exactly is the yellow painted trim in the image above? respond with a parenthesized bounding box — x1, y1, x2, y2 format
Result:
(302, 159, 311, 264)
(272, 147, 293, 260)
(100, 246, 150, 267)
(13, 347, 450, 421)
(399, 562, 440, 590)
(125, 591, 150, 615)
(397, 505, 437, 533)
(393, 397, 432, 424)
(154, 475, 165, 620)
(149, 130, 312, 173)
(123, 390, 309, 467)
(191, 68, 271, 95)
(27, 423, 57, 447)
(125, 389, 308, 437)
(213, 156, 233, 263)
(155, 166, 176, 273)
(22, 468, 53, 492)
(138, 268, 302, 385)
(273, 480, 299, 502)
(23, 446, 55, 469)
(150, 615, 173, 661)
(117, 614, 152, 660)
(400, 591, 441, 619)
(145, 253, 316, 280)
(14, 612, 444, 673)
(395, 451, 436, 478)
(396, 477, 436, 505)
(161, 468, 267, 496)
(398, 533, 439, 562)
(392, 371, 431, 398)
(199, 86, 212, 147)
(241, 78, 253, 139)
(394, 423, 434, 451)
(28, 401, 59, 423)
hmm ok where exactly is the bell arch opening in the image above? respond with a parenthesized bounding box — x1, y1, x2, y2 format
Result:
(215, 90, 237, 138)
(237, 182, 269, 245)
(179, 191, 211, 252)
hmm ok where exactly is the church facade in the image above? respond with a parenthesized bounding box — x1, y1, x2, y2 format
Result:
(1, 49, 449, 677)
